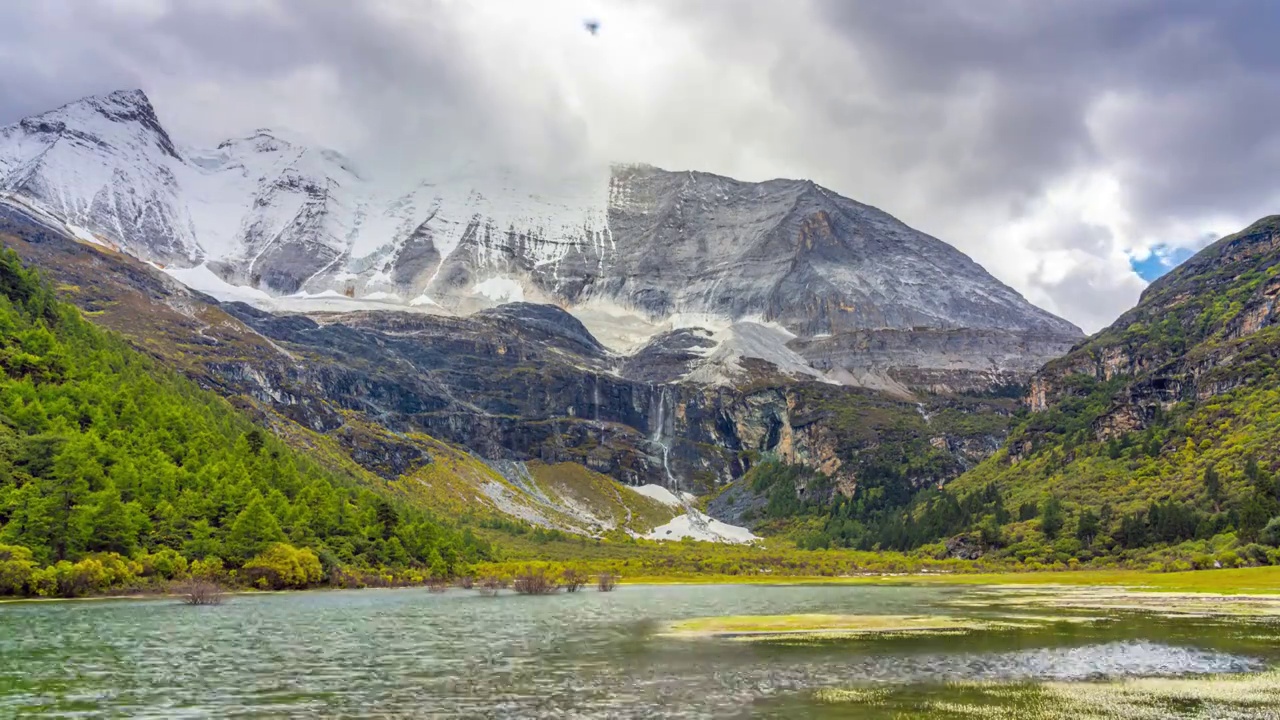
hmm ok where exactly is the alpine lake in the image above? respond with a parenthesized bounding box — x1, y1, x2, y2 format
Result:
(2, 583, 1279, 718)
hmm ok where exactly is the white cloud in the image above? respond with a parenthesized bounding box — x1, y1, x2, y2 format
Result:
(2, 0, 1278, 332)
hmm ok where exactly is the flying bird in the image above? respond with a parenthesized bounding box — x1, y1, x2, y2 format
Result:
(583, 19, 600, 35)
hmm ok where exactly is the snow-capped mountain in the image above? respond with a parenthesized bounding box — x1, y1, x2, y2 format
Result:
(0, 89, 1082, 390)
(0, 90, 199, 265)
(0, 90, 610, 300)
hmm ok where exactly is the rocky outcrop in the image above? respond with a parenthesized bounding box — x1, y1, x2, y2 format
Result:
(792, 328, 1077, 395)
(2, 205, 1016, 503)
(1, 90, 1081, 397)
(1023, 216, 1280, 442)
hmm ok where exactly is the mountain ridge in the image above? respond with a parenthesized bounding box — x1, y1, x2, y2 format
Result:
(0, 88, 1080, 393)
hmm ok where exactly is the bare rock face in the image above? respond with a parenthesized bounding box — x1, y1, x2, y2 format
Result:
(1024, 215, 1280, 442)
(549, 165, 1078, 337)
(791, 328, 1079, 396)
(0, 90, 1082, 396)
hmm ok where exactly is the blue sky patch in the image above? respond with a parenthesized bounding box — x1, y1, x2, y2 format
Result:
(1129, 244, 1195, 282)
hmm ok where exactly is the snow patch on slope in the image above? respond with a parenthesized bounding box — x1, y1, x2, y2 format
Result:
(473, 276, 525, 303)
(163, 264, 274, 303)
(645, 510, 759, 544)
(684, 321, 831, 386)
(632, 484, 684, 507)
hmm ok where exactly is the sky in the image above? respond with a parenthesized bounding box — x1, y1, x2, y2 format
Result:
(3, 0, 1280, 332)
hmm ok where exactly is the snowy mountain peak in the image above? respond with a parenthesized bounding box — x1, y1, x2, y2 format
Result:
(0, 90, 1082, 391)
(0, 89, 197, 264)
(26, 88, 180, 161)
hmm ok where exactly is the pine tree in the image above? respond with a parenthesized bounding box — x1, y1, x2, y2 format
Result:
(85, 484, 136, 555)
(375, 498, 399, 541)
(1205, 464, 1223, 510)
(46, 434, 100, 560)
(1040, 496, 1065, 540)
(1075, 508, 1100, 545)
(225, 496, 284, 562)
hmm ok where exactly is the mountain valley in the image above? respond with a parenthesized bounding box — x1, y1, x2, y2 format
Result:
(6, 89, 1280, 575)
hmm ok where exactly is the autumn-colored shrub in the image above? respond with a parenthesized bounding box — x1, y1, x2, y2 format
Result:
(242, 543, 323, 590)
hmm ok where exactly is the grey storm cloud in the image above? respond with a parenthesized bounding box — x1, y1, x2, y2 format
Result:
(2, 0, 1279, 332)
(803, 0, 1280, 221)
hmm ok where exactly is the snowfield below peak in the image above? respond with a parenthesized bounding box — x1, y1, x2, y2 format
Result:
(645, 510, 759, 544)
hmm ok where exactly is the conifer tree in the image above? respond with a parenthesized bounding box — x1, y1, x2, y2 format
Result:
(226, 496, 284, 563)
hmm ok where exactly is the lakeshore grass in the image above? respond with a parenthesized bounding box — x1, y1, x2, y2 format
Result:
(619, 565, 1280, 595)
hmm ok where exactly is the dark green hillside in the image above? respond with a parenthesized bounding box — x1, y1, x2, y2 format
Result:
(0, 249, 488, 596)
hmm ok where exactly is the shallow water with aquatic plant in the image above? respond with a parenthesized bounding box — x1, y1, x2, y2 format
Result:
(2, 584, 1278, 718)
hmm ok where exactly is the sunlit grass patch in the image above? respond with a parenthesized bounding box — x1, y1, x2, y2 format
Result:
(956, 585, 1280, 619)
(812, 669, 1280, 719)
(812, 687, 890, 704)
(661, 613, 1001, 642)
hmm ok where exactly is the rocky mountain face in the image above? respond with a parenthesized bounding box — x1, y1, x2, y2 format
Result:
(1025, 216, 1280, 443)
(0, 90, 1080, 393)
(0, 202, 1017, 507)
(943, 215, 1280, 522)
(0, 90, 197, 265)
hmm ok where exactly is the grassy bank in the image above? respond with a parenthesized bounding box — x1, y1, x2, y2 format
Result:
(585, 565, 1280, 595)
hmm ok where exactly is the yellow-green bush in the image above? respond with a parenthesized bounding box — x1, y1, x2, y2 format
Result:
(0, 544, 36, 595)
(242, 543, 323, 590)
(138, 549, 189, 580)
(27, 557, 131, 597)
(190, 556, 225, 581)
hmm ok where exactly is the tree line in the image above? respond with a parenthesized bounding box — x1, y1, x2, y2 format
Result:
(0, 248, 490, 596)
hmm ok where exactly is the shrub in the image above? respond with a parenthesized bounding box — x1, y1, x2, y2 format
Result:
(596, 572, 619, 592)
(90, 553, 138, 588)
(175, 579, 225, 605)
(512, 566, 559, 595)
(242, 544, 323, 590)
(476, 575, 505, 597)
(328, 566, 365, 589)
(561, 568, 587, 592)
(1215, 550, 1243, 569)
(425, 577, 449, 593)
(0, 544, 36, 596)
(1191, 553, 1215, 570)
(140, 549, 189, 580)
(28, 565, 58, 597)
(29, 559, 111, 598)
(1261, 517, 1280, 547)
(190, 556, 225, 581)
(1239, 543, 1271, 566)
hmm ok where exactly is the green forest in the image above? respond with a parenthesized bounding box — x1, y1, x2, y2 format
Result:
(0, 249, 490, 597)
